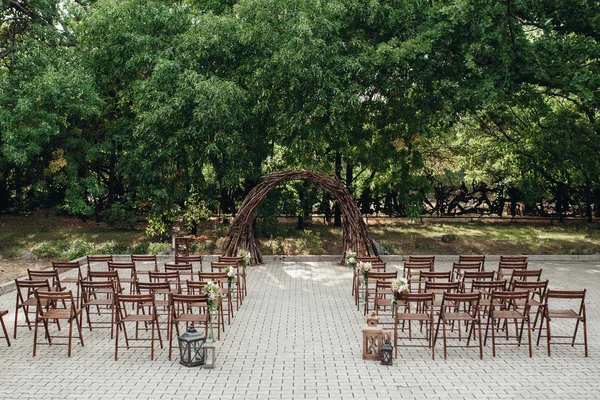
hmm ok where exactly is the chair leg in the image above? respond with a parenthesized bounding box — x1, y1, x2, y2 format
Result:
(0, 316, 10, 346)
(33, 316, 39, 357)
(68, 316, 73, 357)
(583, 318, 588, 357)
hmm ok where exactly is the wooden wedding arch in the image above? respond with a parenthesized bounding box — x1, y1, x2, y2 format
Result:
(221, 169, 379, 264)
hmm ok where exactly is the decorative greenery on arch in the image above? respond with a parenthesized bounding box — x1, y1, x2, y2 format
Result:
(221, 169, 379, 264)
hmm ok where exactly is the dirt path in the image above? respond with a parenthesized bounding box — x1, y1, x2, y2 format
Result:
(0, 260, 50, 284)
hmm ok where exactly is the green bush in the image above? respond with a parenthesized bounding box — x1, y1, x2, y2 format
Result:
(298, 230, 324, 255)
(101, 203, 138, 229)
(147, 242, 171, 255)
(130, 242, 150, 254)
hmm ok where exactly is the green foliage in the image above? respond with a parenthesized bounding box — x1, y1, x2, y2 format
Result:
(298, 230, 324, 255)
(147, 242, 171, 255)
(101, 203, 138, 229)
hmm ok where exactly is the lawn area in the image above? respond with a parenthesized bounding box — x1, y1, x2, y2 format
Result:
(1, 212, 598, 283)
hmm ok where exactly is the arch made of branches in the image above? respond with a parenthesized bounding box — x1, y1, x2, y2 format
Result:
(221, 169, 378, 264)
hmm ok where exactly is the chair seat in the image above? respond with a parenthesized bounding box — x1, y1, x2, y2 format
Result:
(175, 314, 208, 323)
(548, 309, 581, 319)
(494, 310, 525, 319)
(85, 299, 114, 306)
(397, 312, 432, 320)
(122, 314, 156, 322)
(443, 312, 476, 321)
(42, 309, 75, 319)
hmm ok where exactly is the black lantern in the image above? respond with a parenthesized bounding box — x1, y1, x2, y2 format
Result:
(178, 323, 206, 367)
(380, 336, 393, 366)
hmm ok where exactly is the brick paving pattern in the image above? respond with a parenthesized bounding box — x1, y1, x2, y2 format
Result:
(0, 256, 598, 399)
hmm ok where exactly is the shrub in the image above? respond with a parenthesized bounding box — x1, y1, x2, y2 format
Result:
(101, 203, 138, 229)
(147, 242, 171, 255)
(298, 230, 324, 255)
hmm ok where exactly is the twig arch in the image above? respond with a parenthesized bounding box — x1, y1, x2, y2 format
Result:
(221, 169, 378, 264)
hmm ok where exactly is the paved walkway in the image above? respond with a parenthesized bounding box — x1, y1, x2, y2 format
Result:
(0, 257, 598, 399)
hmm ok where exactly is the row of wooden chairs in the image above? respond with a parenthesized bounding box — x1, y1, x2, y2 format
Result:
(392, 287, 587, 360)
(10, 254, 249, 359)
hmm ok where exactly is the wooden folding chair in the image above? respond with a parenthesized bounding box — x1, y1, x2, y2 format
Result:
(451, 262, 483, 282)
(115, 293, 163, 360)
(176, 254, 203, 273)
(52, 261, 83, 300)
(27, 269, 64, 291)
(353, 257, 382, 298)
(537, 289, 587, 357)
(509, 269, 542, 286)
(33, 290, 84, 357)
(14, 279, 51, 339)
(199, 272, 233, 324)
(0, 310, 10, 346)
(218, 256, 247, 298)
(393, 292, 435, 359)
(168, 293, 210, 361)
(108, 262, 137, 293)
(403, 262, 434, 285)
(355, 261, 386, 307)
(86, 255, 113, 274)
(434, 292, 483, 360)
(165, 262, 195, 286)
(131, 255, 158, 272)
(418, 271, 451, 294)
(500, 255, 528, 264)
(135, 281, 173, 336)
(364, 271, 397, 315)
(497, 261, 528, 280)
(485, 291, 532, 357)
(458, 255, 485, 268)
(79, 279, 118, 338)
(148, 271, 182, 294)
(187, 280, 222, 340)
(408, 255, 435, 266)
(211, 262, 242, 309)
(460, 271, 495, 293)
(512, 280, 548, 332)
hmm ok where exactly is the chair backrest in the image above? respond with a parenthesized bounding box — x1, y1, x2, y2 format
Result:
(148, 271, 181, 292)
(408, 255, 435, 265)
(52, 261, 82, 279)
(471, 280, 507, 300)
(198, 272, 228, 285)
(420, 271, 451, 282)
(186, 280, 207, 295)
(15, 279, 51, 304)
(451, 262, 483, 281)
(108, 261, 136, 279)
(211, 262, 237, 272)
(164, 262, 193, 274)
(370, 262, 386, 271)
(424, 281, 460, 294)
(458, 255, 485, 267)
(403, 262, 433, 279)
(88, 270, 120, 281)
(441, 292, 481, 311)
(218, 256, 242, 264)
(136, 280, 172, 294)
(512, 279, 548, 301)
(35, 290, 77, 314)
(27, 269, 63, 291)
(461, 271, 496, 292)
(366, 271, 398, 282)
(509, 269, 542, 285)
(116, 293, 155, 315)
(490, 290, 530, 311)
(355, 256, 382, 263)
(396, 292, 435, 308)
(175, 255, 203, 272)
(80, 280, 117, 301)
(498, 261, 528, 279)
(131, 255, 158, 271)
(171, 293, 209, 307)
(87, 255, 113, 272)
(500, 255, 528, 264)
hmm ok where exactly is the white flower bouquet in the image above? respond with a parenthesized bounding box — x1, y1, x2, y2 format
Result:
(346, 250, 357, 269)
(225, 265, 236, 287)
(203, 280, 222, 312)
(391, 277, 409, 295)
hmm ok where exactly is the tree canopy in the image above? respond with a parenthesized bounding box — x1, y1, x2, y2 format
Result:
(1, 0, 598, 232)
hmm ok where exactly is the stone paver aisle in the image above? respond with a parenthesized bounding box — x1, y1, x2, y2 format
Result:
(0, 257, 598, 399)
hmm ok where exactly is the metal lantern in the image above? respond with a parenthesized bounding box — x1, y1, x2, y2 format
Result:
(178, 323, 206, 367)
(380, 335, 393, 366)
(202, 338, 216, 368)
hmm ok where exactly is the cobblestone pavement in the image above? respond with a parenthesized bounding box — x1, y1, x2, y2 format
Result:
(0, 257, 598, 399)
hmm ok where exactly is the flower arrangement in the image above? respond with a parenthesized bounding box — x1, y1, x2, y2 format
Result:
(239, 250, 250, 271)
(346, 250, 357, 269)
(203, 280, 222, 312)
(358, 261, 372, 305)
(225, 266, 236, 287)
(203, 280, 222, 340)
(358, 261, 372, 280)
(391, 277, 409, 295)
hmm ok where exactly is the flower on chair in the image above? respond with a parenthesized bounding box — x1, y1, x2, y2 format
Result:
(346, 250, 357, 269)
(391, 277, 409, 295)
(225, 266, 236, 287)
